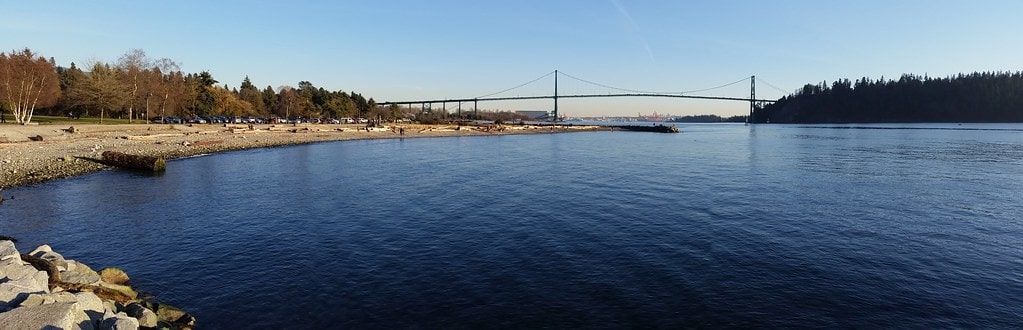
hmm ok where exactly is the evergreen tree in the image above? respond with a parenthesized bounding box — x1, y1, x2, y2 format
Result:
(756, 71, 1023, 123)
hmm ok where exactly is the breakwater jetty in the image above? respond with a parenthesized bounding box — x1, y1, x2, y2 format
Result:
(0, 237, 195, 329)
(612, 124, 680, 133)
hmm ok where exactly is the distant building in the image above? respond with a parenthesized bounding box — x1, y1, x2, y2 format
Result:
(516, 110, 552, 121)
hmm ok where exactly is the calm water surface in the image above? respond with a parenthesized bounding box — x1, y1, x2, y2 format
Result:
(2, 123, 1022, 328)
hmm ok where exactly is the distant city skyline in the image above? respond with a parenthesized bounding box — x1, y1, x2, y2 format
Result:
(5, 0, 1021, 116)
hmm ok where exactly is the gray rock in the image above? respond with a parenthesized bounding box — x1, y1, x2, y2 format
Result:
(138, 307, 158, 328)
(124, 302, 158, 328)
(0, 240, 20, 263)
(103, 299, 118, 314)
(18, 292, 50, 306)
(75, 291, 106, 326)
(0, 259, 49, 292)
(29, 244, 68, 269)
(100, 310, 139, 330)
(61, 260, 101, 285)
(0, 302, 78, 329)
(0, 262, 49, 311)
(0, 290, 30, 312)
(17, 292, 103, 329)
(51, 291, 78, 303)
(18, 291, 79, 306)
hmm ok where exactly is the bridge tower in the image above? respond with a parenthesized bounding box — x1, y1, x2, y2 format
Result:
(749, 75, 756, 124)
(553, 70, 559, 122)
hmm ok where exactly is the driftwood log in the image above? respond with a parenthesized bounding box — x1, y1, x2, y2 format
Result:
(101, 151, 166, 172)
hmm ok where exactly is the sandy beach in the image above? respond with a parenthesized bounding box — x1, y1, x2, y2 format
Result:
(0, 122, 602, 190)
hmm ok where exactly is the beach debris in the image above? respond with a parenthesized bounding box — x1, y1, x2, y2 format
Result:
(101, 151, 166, 172)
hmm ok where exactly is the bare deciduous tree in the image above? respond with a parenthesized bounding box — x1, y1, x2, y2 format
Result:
(65, 62, 130, 123)
(0, 48, 61, 124)
(117, 49, 153, 123)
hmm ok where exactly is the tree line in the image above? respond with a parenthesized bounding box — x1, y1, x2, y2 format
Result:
(754, 71, 1023, 123)
(0, 48, 387, 124)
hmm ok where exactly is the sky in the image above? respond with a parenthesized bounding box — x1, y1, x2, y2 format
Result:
(4, 0, 1022, 117)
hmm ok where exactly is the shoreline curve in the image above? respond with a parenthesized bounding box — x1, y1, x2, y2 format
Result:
(0, 122, 604, 190)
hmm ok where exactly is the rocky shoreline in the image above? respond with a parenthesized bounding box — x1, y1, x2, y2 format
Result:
(0, 237, 195, 329)
(0, 122, 603, 190)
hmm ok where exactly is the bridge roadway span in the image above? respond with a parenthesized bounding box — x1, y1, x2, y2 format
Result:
(378, 93, 777, 106)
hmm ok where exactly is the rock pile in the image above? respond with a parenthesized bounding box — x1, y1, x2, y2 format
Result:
(0, 238, 195, 329)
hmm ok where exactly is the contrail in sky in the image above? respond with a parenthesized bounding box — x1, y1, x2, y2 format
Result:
(611, 0, 655, 63)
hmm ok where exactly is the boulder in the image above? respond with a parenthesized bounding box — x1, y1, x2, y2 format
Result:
(0, 302, 78, 329)
(103, 299, 118, 314)
(100, 310, 139, 330)
(0, 240, 20, 263)
(19, 291, 77, 307)
(15, 292, 102, 329)
(124, 302, 158, 328)
(99, 267, 130, 285)
(96, 282, 138, 301)
(155, 303, 187, 323)
(17, 293, 48, 307)
(28, 244, 68, 269)
(60, 260, 101, 285)
(0, 262, 49, 311)
(0, 258, 49, 292)
(75, 291, 106, 326)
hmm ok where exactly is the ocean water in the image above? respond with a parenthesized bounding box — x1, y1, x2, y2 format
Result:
(2, 123, 1022, 328)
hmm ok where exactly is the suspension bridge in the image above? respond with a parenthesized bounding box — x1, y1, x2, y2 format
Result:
(378, 70, 787, 122)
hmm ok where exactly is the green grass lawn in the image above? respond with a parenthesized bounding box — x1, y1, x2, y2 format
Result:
(2, 115, 138, 125)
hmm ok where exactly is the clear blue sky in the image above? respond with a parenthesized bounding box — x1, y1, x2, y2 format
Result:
(4, 0, 1021, 117)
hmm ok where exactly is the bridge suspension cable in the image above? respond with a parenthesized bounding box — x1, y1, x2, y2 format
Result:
(378, 71, 778, 107)
(681, 76, 751, 94)
(475, 71, 556, 99)
(755, 77, 791, 96)
(558, 71, 761, 97)
(557, 71, 678, 95)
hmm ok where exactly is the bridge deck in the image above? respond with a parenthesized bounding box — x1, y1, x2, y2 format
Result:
(379, 93, 775, 106)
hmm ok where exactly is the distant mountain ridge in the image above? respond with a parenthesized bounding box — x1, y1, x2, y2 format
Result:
(754, 71, 1023, 123)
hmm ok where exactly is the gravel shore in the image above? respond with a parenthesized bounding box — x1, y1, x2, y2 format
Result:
(0, 122, 602, 190)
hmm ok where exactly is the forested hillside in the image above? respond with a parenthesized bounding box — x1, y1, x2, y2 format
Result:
(753, 72, 1023, 123)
